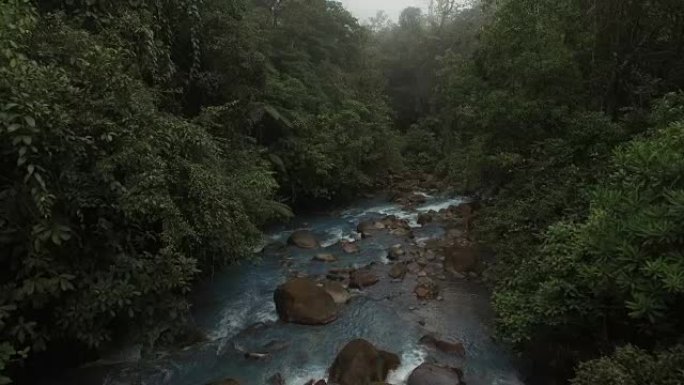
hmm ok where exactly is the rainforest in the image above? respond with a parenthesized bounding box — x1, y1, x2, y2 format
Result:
(1, 0, 684, 384)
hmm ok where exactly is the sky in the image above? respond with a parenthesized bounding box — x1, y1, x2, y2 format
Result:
(338, 0, 428, 23)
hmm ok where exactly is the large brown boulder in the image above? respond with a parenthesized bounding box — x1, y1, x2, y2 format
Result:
(407, 363, 463, 385)
(349, 270, 380, 288)
(274, 278, 338, 325)
(288, 230, 319, 249)
(329, 339, 400, 385)
(443, 246, 477, 273)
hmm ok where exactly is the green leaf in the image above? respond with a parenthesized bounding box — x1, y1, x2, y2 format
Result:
(24, 116, 35, 127)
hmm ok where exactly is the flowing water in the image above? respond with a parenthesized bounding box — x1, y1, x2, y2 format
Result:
(75, 193, 524, 385)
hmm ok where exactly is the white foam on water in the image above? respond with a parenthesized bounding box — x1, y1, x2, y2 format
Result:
(416, 197, 466, 213)
(387, 346, 428, 384)
(284, 366, 327, 385)
(320, 226, 356, 248)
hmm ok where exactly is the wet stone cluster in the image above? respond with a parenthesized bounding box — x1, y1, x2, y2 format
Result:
(208, 198, 483, 385)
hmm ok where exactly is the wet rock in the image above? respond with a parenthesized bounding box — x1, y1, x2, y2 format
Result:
(349, 270, 380, 288)
(327, 268, 353, 282)
(357, 219, 385, 238)
(342, 241, 360, 254)
(390, 227, 413, 237)
(419, 335, 466, 357)
(407, 363, 463, 385)
(288, 230, 319, 249)
(321, 280, 351, 305)
(417, 213, 433, 226)
(414, 277, 439, 300)
(329, 339, 400, 385)
(407, 262, 421, 274)
(425, 250, 436, 261)
(395, 192, 427, 208)
(443, 246, 477, 274)
(388, 244, 405, 260)
(313, 253, 337, 263)
(268, 373, 285, 385)
(274, 278, 338, 325)
(303, 381, 327, 385)
(388, 263, 407, 279)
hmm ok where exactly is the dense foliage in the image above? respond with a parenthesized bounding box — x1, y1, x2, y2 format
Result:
(0, 0, 400, 381)
(371, 0, 684, 383)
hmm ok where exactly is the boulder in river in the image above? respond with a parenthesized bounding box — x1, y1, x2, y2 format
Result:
(288, 230, 319, 249)
(349, 270, 380, 288)
(328, 339, 400, 385)
(419, 334, 466, 357)
(313, 253, 337, 263)
(407, 363, 463, 385)
(388, 263, 407, 279)
(274, 278, 338, 325)
(320, 280, 351, 305)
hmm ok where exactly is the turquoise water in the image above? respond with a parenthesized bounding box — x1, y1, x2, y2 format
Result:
(82, 194, 523, 385)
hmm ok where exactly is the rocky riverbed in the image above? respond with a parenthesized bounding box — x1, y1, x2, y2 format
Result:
(83, 185, 523, 385)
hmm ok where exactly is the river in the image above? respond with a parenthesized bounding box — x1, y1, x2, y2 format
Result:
(81, 192, 523, 385)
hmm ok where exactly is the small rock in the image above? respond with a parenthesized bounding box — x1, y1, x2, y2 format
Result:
(389, 263, 407, 279)
(321, 280, 351, 305)
(388, 244, 405, 260)
(419, 335, 466, 357)
(417, 213, 433, 226)
(268, 373, 285, 385)
(417, 271, 428, 277)
(313, 253, 337, 263)
(418, 320, 426, 326)
(407, 262, 421, 274)
(341, 241, 360, 254)
(357, 219, 385, 238)
(349, 270, 380, 288)
(414, 278, 439, 300)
